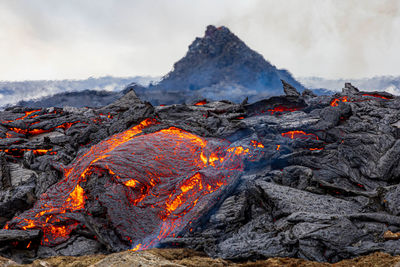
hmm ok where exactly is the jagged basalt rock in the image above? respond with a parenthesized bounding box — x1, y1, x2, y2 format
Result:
(282, 79, 300, 97)
(342, 82, 360, 95)
(302, 89, 317, 98)
(0, 80, 399, 265)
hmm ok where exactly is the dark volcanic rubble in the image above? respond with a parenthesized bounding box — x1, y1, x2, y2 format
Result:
(0, 83, 400, 264)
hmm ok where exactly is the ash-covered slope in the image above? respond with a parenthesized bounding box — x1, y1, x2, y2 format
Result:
(1, 82, 400, 264)
(140, 25, 305, 105)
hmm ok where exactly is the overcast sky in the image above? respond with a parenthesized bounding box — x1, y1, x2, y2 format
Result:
(0, 0, 399, 81)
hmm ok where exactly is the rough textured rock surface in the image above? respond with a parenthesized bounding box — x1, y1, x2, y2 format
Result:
(282, 79, 300, 97)
(0, 79, 400, 265)
(3, 250, 400, 267)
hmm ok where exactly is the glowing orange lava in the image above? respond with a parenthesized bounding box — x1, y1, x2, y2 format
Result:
(6, 121, 82, 137)
(1, 148, 53, 157)
(124, 179, 137, 187)
(309, 148, 323, 151)
(251, 140, 264, 148)
(362, 94, 391, 100)
(5, 118, 259, 250)
(194, 100, 207, 106)
(268, 106, 301, 115)
(16, 110, 41, 121)
(281, 131, 319, 140)
(2, 109, 41, 123)
(131, 243, 142, 251)
(5, 119, 157, 245)
(330, 96, 349, 107)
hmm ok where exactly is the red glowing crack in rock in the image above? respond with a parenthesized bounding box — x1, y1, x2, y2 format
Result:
(5, 118, 262, 250)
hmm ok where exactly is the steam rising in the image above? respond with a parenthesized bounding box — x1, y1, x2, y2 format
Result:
(0, 0, 399, 80)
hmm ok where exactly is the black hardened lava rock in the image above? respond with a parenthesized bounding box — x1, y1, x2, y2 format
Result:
(1, 82, 400, 264)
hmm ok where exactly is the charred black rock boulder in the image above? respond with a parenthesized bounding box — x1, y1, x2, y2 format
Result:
(282, 79, 300, 97)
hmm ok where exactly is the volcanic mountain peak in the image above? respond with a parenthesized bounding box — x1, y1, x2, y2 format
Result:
(16, 26, 306, 108)
(146, 25, 305, 104)
(185, 25, 246, 61)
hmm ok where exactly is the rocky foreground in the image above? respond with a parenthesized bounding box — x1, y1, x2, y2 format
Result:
(1, 81, 400, 265)
(1, 249, 400, 267)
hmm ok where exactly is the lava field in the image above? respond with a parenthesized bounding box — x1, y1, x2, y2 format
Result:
(1, 82, 400, 263)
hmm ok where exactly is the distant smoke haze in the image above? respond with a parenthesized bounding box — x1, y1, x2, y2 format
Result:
(0, 76, 156, 108)
(298, 75, 400, 95)
(0, 0, 399, 80)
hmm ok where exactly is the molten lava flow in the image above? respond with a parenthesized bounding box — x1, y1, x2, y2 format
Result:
(267, 105, 302, 115)
(0, 108, 90, 141)
(1, 148, 53, 157)
(5, 118, 258, 249)
(131, 243, 142, 251)
(281, 130, 319, 140)
(8, 128, 49, 136)
(2, 109, 41, 123)
(194, 100, 207, 106)
(362, 93, 391, 100)
(5, 119, 157, 245)
(7, 121, 82, 137)
(251, 140, 264, 148)
(330, 96, 349, 107)
(15, 110, 41, 121)
(276, 145, 281, 151)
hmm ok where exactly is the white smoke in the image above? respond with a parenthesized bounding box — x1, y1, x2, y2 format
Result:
(0, 0, 399, 80)
(385, 85, 400, 95)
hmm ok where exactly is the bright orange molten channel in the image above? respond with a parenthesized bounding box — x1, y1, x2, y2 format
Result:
(330, 96, 349, 107)
(267, 105, 301, 115)
(2, 109, 41, 123)
(5, 118, 262, 249)
(362, 93, 391, 100)
(281, 131, 319, 140)
(194, 100, 207, 106)
(5, 119, 157, 245)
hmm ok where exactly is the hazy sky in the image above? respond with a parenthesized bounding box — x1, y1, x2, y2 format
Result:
(1, 0, 399, 81)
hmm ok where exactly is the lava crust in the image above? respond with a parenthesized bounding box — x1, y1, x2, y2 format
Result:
(1, 81, 400, 264)
(5, 118, 260, 251)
